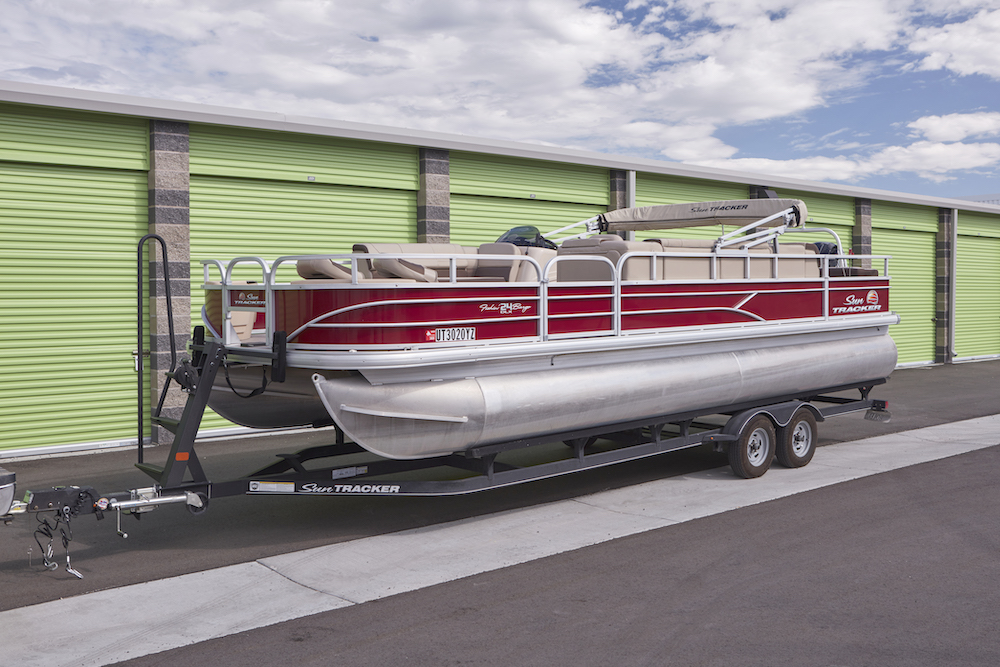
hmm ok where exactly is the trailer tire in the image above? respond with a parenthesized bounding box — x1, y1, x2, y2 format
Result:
(776, 409, 817, 468)
(186, 492, 210, 516)
(728, 415, 775, 479)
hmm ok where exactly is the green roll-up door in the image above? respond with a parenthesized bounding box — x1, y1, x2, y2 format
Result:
(450, 195, 606, 246)
(191, 175, 416, 279)
(871, 201, 938, 365)
(190, 175, 417, 430)
(871, 201, 939, 233)
(773, 189, 855, 227)
(189, 124, 419, 432)
(450, 153, 609, 205)
(449, 153, 608, 244)
(771, 189, 855, 249)
(636, 174, 747, 205)
(955, 211, 1000, 359)
(871, 228, 936, 365)
(0, 102, 148, 170)
(0, 163, 148, 451)
(190, 125, 418, 190)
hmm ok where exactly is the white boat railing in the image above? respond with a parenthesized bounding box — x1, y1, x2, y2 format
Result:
(202, 250, 891, 349)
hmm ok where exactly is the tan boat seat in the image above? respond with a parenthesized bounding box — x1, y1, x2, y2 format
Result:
(556, 236, 661, 281)
(777, 243, 820, 278)
(650, 238, 714, 280)
(647, 238, 775, 280)
(295, 257, 421, 283)
(475, 242, 523, 281)
(353, 243, 479, 282)
(513, 247, 557, 282)
(296, 258, 353, 281)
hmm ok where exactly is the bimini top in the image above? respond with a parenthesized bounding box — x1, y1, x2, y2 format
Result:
(598, 199, 808, 232)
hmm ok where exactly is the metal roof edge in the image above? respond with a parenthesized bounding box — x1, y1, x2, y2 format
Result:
(2, 79, 1000, 216)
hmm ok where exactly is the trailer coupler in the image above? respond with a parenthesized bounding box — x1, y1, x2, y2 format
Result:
(2, 469, 208, 578)
(101, 487, 208, 538)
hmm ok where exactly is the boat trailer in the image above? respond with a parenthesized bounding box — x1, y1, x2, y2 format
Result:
(0, 333, 890, 577)
(0, 235, 891, 577)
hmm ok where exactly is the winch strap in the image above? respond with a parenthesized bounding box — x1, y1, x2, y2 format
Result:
(224, 363, 269, 399)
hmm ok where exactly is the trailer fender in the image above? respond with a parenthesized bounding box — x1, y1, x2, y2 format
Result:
(728, 401, 824, 433)
(703, 400, 824, 450)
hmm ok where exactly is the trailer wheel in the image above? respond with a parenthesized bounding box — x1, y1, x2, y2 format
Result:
(776, 409, 817, 468)
(729, 415, 775, 479)
(186, 492, 210, 516)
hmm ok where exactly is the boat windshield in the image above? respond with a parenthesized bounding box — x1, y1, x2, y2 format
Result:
(496, 225, 558, 249)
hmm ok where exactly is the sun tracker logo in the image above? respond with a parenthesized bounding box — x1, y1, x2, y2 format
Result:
(833, 291, 883, 314)
(232, 291, 265, 307)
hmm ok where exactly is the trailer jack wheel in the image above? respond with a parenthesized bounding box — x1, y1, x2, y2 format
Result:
(729, 415, 775, 479)
(186, 492, 209, 516)
(776, 409, 817, 468)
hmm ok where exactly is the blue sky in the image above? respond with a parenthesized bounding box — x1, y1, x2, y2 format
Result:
(2, 0, 999, 199)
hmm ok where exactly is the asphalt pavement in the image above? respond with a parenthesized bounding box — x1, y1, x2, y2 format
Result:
(0, 359, 998, 665)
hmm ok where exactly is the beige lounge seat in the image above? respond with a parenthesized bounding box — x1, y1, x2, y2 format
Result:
(652, 238, 714, 280)
(776, 243, 821, 278)
(298, 242, 550, 284)
(514, 247, 557, 282)
(556, 236, 661, 281)
(294, 257, 419, 283)
(476, 242, 523, 281)
(296, 258, 353, 281)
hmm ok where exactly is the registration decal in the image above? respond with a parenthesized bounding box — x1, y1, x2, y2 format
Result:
(430, 327, 476, 342)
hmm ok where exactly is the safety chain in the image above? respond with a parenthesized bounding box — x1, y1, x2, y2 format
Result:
(32, 488, 102, 580)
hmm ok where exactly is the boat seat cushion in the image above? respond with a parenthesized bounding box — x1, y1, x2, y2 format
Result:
(353, 243, 479, 281)
(653, 238, 776, 279)
(514, 247, 557, 282)
(777, 243, 820, 278)
(556, 236, 661, 281)
(374, 256, 438, 282)
(476, 242, 523, 281)
(649, 240, 714, 280)
(296, 258, 353, 280)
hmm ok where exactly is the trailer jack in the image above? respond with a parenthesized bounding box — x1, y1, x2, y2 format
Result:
(103, 487, 208, 539)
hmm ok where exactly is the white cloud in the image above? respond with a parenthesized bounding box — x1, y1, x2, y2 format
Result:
(694, 139, 1000, 183)
(691, 154, 870, 182)
(908, 112, 1000, 142)
(1, 0, 999, 189)
(909, 9, 1000, 78)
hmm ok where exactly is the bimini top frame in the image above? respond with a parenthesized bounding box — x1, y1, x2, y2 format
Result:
(547, 199, 807, 243)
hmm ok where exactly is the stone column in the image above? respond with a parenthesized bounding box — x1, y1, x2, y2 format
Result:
(418, 148, 449, 243)
(147, 120, 191, 445)
(935, 207, 955, 364)
(609, 170, 628, 210)
(853, 199, 872, 267)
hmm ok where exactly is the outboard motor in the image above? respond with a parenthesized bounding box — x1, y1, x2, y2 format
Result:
(496, 225, 557, 250)
(812, 241, 845, 268)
